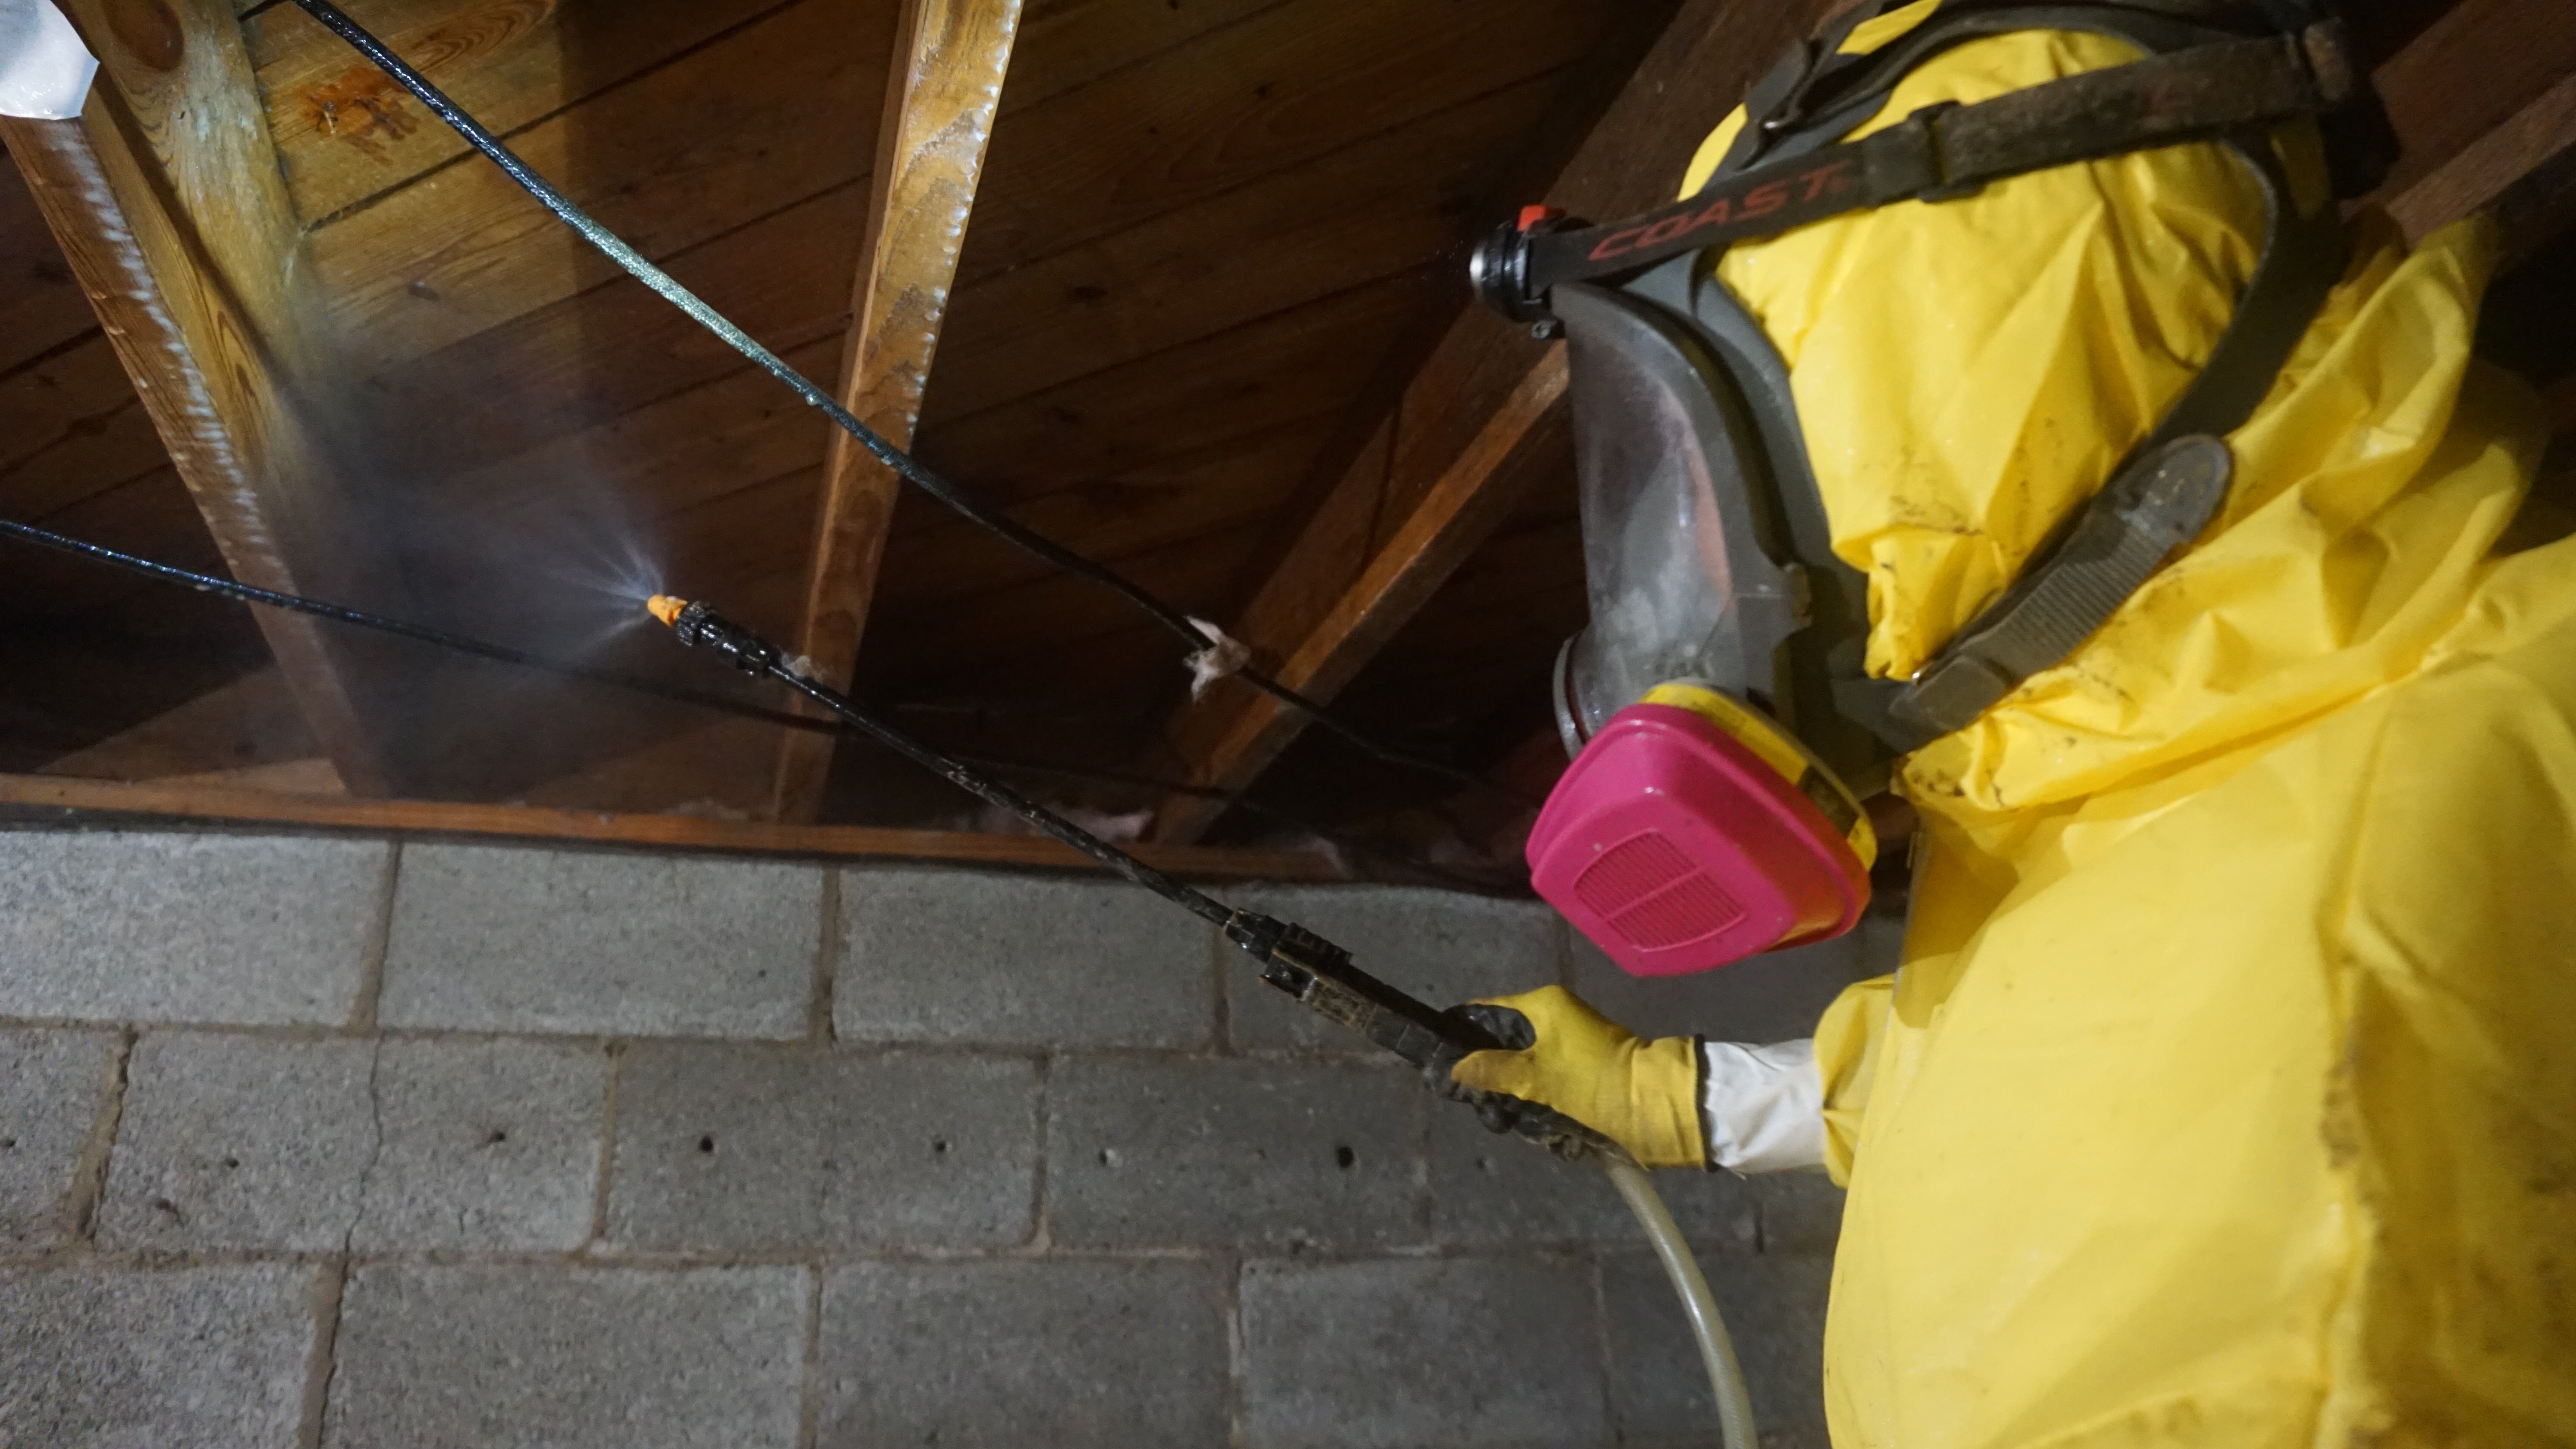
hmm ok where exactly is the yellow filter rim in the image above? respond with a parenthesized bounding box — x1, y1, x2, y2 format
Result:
(1638, 682, 1879, 869)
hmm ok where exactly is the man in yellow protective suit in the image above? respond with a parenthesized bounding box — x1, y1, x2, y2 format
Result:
(1449, 2, 2576, 1445)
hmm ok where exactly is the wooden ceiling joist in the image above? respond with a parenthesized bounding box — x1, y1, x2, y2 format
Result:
(771, 0, 1024, 822)
(1143, 0, 1846, 844)
(2388, 69, 2576, 262)
(1, 0, 407, 796)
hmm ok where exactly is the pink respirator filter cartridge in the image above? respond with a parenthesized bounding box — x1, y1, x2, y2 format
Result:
(1525, 702, 1867, 977)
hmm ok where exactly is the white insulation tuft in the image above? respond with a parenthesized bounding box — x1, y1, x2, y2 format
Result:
(1184, 616, 1249, 700)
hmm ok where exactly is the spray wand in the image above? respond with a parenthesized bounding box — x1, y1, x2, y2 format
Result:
(647, 594, 1593, 1140)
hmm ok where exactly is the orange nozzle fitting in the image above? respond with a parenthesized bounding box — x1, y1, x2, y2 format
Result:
(646, 594, 687, 628)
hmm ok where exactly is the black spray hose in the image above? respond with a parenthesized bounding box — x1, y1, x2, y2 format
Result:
(283, 0, 1525, 810)
(63, 10, 1736, 1410)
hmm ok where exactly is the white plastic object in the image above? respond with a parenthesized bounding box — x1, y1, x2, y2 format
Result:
(0, 0, 96, 120)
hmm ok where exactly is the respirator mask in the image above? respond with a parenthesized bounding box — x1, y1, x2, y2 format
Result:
(1507, 252, 1895, 978)
(1468, 0, 2377, 976)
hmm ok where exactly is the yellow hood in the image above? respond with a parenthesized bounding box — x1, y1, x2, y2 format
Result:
(1684, 4, 2540, 833)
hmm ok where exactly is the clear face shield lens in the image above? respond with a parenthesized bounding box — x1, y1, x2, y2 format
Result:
(1528, 285, 1870, 976)
(1551, 286, 1779, 755)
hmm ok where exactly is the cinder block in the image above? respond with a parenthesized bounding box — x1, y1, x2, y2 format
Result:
(819, 1259, 1227, 1449)
(100, 1033, 374, 1252)
(1224, 886, 1561, 1051)
(377, 843, 818, 1038)
(837, 867, 1215, 1048)
(1428, 1106, 1758, 1249)
(1240, 1256, 1610, 1449)
(1566, 914, 1903, 1047)
(324, 1264, 805, 1449)
(0, 830, 383, 1026)
(1046, 1055, 1423, 1250)
(1601, 1247, 1834, 1447)
(0, 1028, 117, 1249)
(608, 1043, 1036, 1251)
(0, 1263, 319, 1449)
(354, 1038, 607, 1252)
(1756, 1172, 1847, 1257)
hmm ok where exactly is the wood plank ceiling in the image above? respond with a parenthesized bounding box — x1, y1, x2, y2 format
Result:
(4, 0, 2575, 865)
(255, 0, 1667, 817)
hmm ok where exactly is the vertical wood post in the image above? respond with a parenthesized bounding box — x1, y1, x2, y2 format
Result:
(770, 0, 1024, 821)
(1, 0, 415, 794)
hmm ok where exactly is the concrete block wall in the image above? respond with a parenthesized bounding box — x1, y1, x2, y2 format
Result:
(0, 828, 1897, 1449)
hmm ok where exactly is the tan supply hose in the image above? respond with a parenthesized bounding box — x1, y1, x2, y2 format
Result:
(1602, 1153, 1758, 1449)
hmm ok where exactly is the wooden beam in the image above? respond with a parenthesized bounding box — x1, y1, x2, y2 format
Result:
(1145, 0, 1849, 844)
(2386, 68, 2576, 263)
(0, 0, 404, 795)
(2368, 0, 2576, 200)
(0, 771, 1350, 881)
(772, 0, 1023, 821)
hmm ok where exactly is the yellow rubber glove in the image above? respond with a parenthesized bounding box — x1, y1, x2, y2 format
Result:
(1449, 985, 1707, 1169)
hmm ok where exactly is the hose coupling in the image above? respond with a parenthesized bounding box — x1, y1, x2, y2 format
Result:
(648, 596, 780, 676)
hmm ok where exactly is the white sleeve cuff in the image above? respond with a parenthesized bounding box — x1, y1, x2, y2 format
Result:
(1699, 1037, 1827, 1173)
(1, 1, 97, 120)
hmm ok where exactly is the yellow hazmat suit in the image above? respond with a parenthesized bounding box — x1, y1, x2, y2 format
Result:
(1680, 5, 2576, 1445)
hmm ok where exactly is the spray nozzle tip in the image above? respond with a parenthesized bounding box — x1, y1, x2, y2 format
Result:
(646, 594, 686, 627)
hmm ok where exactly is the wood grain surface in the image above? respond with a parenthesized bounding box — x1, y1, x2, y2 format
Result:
(1148, 348, 1568, 843)
(2, 0, 415, 795)
(772, 0, 1025, 820)
(11, 0, 2558, 843)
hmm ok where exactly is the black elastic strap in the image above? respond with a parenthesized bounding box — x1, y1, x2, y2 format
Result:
(2144, 135, 2345, 449)
(1887, 435, 2235, 741)
(1866, 135, 2339, 748)
(1711, 1, 2262, 180)
(1519, 21, 2352, 300)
